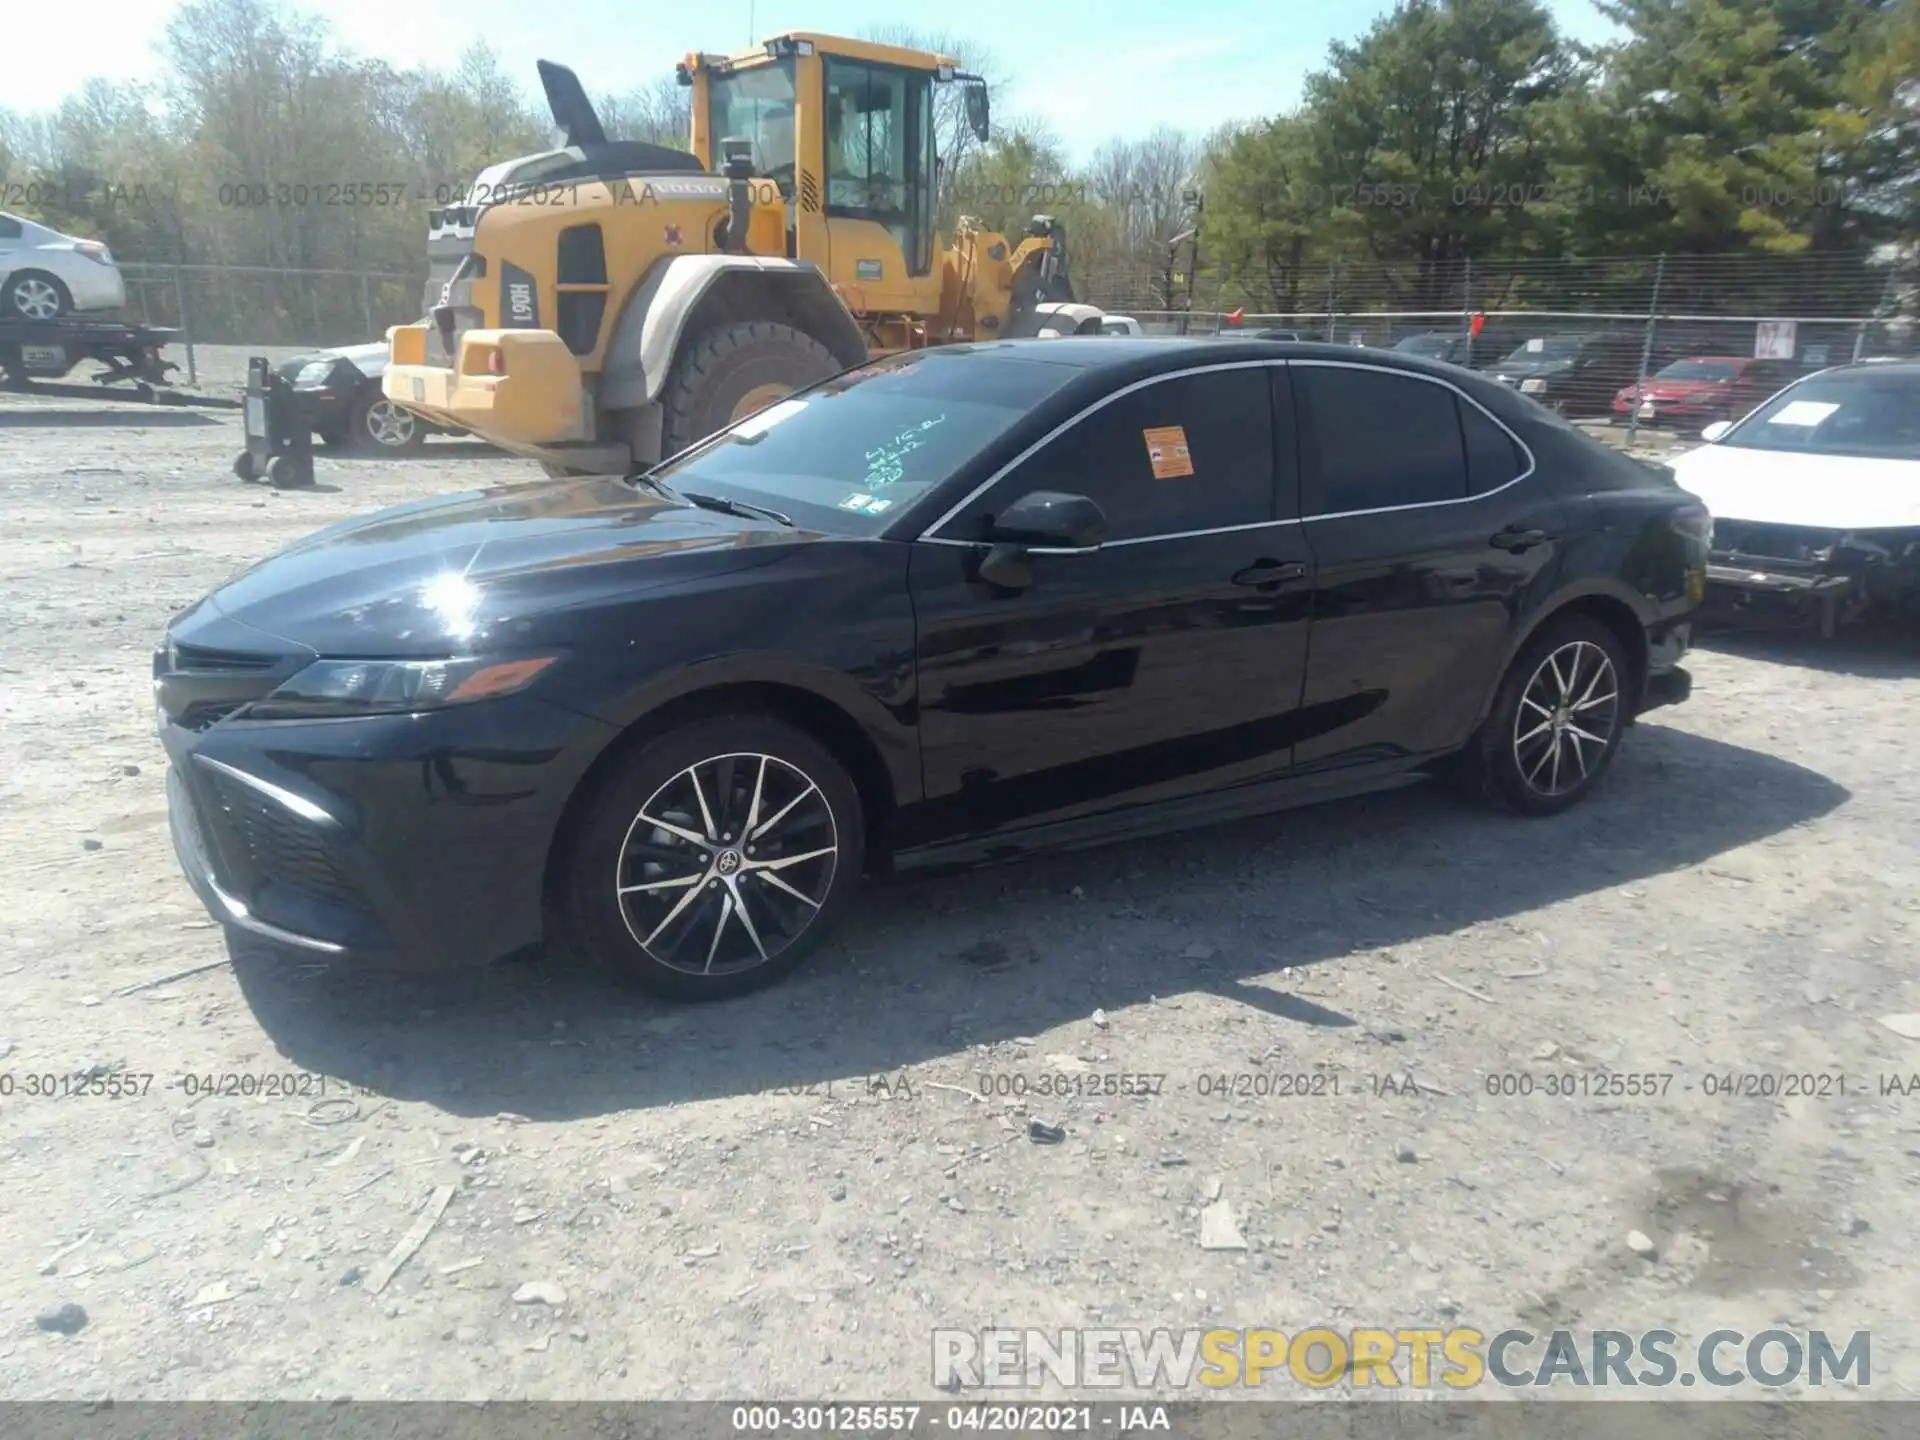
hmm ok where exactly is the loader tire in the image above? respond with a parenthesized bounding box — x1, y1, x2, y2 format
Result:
(658, 321, 838, 459)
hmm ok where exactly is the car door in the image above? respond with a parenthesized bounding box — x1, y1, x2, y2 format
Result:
(902, 361, 1316, 847)
(1288, 359, 1565, 771)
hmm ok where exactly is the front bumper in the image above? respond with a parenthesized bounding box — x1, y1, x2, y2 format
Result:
(285, 384, 352, 433)
(1706, 562, 1856, 598)
(385, 324, 609, 466)
(160, 697, 617, 970)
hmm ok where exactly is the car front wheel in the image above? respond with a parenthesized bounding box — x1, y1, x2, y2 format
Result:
(1459, 615, 1631, 816)
(348, 387, 425, 454)
(558, 715, 865, 1001)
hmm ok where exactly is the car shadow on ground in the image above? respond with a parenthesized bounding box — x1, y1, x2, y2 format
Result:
(1695, 621, 1920, 679)
(0, 408, 223, 428)
(230, 723, 1849, 1121)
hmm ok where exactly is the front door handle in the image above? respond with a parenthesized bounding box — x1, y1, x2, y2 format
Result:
(1232, 559, 1307, 588)
(1490, 526, 1554, 553)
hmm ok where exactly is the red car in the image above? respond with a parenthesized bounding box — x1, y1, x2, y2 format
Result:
(1612, 356, 1802, 428)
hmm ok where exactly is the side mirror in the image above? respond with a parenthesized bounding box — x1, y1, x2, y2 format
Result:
(974, 491, 1105, 591)
(1700, 420, 1731, 442)
(989, 490, 1107, 549)
(964, 82, 990, 144)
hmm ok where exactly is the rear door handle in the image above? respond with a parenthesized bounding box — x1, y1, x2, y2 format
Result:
(1232, 559, 1307, 588)
(1490, 527, 1553, 553)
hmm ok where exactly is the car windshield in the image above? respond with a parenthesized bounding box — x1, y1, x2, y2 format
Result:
(1720, 371, 1920, 460)
(1501, 336, 1583, 364)
(647, 351, 1076, 532)
(709, 59, 797, 185)
(1657, 359, 1742, 382)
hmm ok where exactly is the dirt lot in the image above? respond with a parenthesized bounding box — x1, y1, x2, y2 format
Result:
(3, 350, 1918, 1404)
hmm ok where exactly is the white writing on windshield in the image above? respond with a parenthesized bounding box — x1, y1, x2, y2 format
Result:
(864, 414, 948, 487)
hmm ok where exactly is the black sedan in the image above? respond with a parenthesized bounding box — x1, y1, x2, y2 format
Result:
(278, 341, 456, 455)
(155, 338, 1706, 1001)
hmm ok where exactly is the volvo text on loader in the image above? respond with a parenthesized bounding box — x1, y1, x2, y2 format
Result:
(383, 32, 1105, 475)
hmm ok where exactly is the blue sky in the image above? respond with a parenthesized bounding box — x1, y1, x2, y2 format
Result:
(16, 0, 1625, 161)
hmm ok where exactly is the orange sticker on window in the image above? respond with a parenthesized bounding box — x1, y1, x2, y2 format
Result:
(1142, 425, 1194, 479)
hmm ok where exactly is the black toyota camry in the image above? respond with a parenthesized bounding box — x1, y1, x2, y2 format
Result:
(155, 337, 1706, 1000)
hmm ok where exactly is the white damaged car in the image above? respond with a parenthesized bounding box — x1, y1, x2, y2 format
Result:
(1665, 359, 1920, 634)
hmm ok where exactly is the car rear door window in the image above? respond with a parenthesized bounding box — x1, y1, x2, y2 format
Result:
(1458, 396, 1526, 494)
(988, 367, 1276, 542)
(1295, 365, 1468, 514)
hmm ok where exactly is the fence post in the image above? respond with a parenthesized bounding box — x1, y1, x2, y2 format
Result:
(173, 264, 198, 388)
(1324, 262, 1338, 343)
(1624, 253, 1666, 451)
(360, 272, 375, 338)
(1462, 255, 1473, 336)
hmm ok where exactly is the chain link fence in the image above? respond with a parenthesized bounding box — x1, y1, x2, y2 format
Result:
(111, 251, 1915, 424)
(118, 262, 425, 383)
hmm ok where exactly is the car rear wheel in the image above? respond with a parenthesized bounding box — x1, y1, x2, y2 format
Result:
(3, 270, 71, 321)
(1458, 615, 1630, 816)
(557, 715, 865, 1001)
(347, 387, 425, 455)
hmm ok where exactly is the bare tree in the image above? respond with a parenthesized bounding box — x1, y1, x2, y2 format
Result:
(596, 75, 694, 150)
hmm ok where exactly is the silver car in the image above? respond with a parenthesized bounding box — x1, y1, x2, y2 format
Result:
(0, 211, 127, 320)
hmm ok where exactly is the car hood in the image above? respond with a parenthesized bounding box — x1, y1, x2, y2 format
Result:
(280, 342, 387, 380)
(1628, 379, 1726, 400)
(1492, 358, 1573, 380)
(1667, 443, 1920, 531)
(188, 476, 821, 656)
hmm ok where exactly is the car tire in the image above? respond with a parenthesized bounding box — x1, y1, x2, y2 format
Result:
(2, 269, 72, 321)
(658, 321, 838, 459)
(557, 713, 866, 1002)
(1457, 614, 1632, 817)
(346, 386, 425, 455)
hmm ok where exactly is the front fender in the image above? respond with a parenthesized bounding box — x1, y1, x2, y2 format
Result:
(599, 256, 867, 411)
(588, 649, 922, 810)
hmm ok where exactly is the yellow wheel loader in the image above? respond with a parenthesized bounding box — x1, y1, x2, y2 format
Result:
(383, 32, 1105, 476)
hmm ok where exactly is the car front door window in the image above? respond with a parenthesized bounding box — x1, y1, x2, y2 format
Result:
(975, 367, 1279, 541)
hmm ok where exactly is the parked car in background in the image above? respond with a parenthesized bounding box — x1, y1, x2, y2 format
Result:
(155, 337, 1702, 1001)
(0, 211, 126, 319)
(1253, 328, 1302, 341)
(1611, 356, 1802, 428)
(1487, 332, 1686, 417)
(1392, 329, 1523, 370)
(277, 341, 461, 455)
(1099, 315, 1145, 335)
(1666, 360, 1920, 634)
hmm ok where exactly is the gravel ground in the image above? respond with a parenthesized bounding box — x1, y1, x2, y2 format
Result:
(2, 358, 1918, 1405)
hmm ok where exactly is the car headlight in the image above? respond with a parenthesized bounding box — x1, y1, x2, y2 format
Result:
(247, 653, 562, 720)
(294, 359, 336, 386)
(1520, 378, 1547, 394)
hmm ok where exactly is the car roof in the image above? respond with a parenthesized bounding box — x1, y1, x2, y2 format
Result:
(916, 336, 1524, 402)
(1810, 358, 1920, 379)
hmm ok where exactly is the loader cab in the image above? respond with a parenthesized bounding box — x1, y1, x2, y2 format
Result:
(684, 33, 985, 319)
